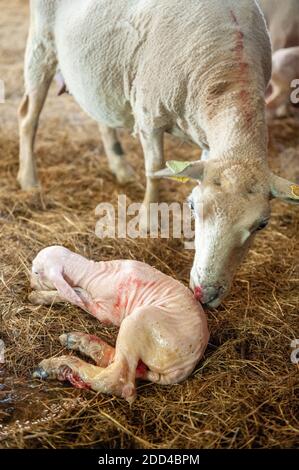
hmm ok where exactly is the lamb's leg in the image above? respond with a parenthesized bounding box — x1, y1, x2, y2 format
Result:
(29, 286, 91, 307)
(98, 123, 135, 184)
(59, 332, 148, 379)
(114, 306, 194, 385)
(33, 311, 156, 402)
(28, 290, 64, 305)
(139, 128, 165, 232)
(18, 32, 57, 189)
(33, 355, 102, 390)
(33, 306, 191, 401)
(33, 354, 137, 402)
(59, 332, 115, 367)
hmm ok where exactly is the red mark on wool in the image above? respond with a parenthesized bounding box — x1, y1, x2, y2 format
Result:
(229, 10, 253, 124)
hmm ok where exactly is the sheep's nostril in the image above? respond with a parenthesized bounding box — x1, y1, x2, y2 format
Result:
(194, 286, 203, 301)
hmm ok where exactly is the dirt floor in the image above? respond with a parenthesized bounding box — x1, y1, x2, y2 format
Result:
(0, 0, 298, 449)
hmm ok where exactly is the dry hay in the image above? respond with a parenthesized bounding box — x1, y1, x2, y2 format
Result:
(0, 0, 299, 449)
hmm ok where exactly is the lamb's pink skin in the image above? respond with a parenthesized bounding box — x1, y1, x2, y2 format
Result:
(31, 246, 209, 382)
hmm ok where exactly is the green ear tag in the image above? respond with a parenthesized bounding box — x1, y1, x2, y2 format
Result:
(166, 161, 191, 182)
(291, 185, 299, 199)
(166, 160, 191, 173)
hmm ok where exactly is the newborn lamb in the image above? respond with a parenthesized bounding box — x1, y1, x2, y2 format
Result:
(29, 246, 209, 402)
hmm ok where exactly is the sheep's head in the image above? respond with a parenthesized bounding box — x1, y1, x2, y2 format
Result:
(155, 159, 299, 308)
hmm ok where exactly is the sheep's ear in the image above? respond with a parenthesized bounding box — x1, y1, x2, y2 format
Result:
(153, 160, 206, 183)
(270, 174, 299, 203)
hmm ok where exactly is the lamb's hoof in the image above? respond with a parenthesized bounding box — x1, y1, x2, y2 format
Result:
(122, 382, 136, 404)
(33, 366, 49, 380)
(59, 333, 78, 349)
(28, 291, 41, 305)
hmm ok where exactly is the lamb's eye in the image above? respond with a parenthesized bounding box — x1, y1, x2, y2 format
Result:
(256, 220, 269, 231)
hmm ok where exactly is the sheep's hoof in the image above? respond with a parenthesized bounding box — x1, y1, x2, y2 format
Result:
(33, 366, 49, 380)
(17, 172, 39, 191)
(110, 161, 135, 185)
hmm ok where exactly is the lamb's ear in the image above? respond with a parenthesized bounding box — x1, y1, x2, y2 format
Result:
(153, 160, 206, 183)
(270, 174, 299, 203)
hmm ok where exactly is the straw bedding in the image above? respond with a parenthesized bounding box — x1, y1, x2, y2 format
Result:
(0, 0, 298, 449)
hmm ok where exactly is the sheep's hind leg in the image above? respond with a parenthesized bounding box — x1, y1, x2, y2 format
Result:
(18, 32, 57, 189)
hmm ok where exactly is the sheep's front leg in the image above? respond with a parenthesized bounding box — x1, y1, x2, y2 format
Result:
(99, 123, 135, 184)
(139, 128, 164, 232)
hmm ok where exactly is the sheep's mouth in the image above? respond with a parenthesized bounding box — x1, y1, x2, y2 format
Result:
(204, 297, 222, 309)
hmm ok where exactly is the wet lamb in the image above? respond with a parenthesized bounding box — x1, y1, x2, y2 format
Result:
(30, 246, 209, 403)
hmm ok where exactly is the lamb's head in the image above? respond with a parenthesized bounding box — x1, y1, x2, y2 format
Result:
(31, 263, 55, 291)
(31, 249, 56, 291)
(155, 159, 299, 308)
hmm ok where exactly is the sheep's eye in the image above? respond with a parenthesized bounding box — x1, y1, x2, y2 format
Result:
(188, 198, 194, 211)
(256, 220, 269, 231)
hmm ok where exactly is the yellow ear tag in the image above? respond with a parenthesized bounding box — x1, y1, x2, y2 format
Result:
(166, 160, 191, 183)
(291, 185, 299, 199)
(169, 176, 190, 183)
